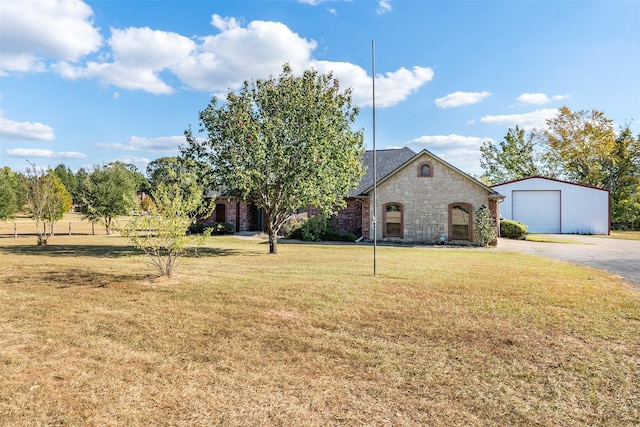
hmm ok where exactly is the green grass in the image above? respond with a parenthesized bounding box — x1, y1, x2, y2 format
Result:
(0, 235, 639, 426)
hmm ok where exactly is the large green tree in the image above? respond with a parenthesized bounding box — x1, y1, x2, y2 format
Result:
(53, 163, 78, 203)
(479, 126, 548, 184)
(539, 106, 617, 187)
(146, 156, 202, 196)
(78, 162, 141, 234)
(0, 167, 20, 220)
(181, 63, 365, 253)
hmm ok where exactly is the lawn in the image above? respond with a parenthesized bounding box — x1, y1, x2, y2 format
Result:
(0, 235, 639, 426)
(608, 230, 640, 241)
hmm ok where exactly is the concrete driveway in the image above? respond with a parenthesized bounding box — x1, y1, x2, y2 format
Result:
(495, 235, 640, 288)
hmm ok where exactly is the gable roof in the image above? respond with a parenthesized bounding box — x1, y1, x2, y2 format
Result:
(351, 147, 503, 199)
(348, 147, 416, 196)
(491, 175, 609, 193)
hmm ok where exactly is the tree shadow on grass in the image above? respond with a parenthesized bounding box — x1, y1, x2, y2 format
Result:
(47, 269, 148, 288)
(0, 244, 239, 258)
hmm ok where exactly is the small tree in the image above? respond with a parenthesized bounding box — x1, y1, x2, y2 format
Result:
(474, 205, 497, 247)
(23, 163, 72, 245)
(118, 182, 213, 277)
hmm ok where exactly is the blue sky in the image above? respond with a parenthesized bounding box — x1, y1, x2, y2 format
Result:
(1, 0, 639, 177)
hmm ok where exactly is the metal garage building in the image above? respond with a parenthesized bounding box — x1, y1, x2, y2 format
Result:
(492, 176, 610, 235)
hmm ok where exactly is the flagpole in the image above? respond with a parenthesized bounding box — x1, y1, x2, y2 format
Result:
(372, 40, 377, 276)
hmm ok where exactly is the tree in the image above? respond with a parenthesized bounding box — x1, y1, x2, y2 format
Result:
(539, 106, 617, 187)
(479, 126, 548, 185)
(119, 182, 212, 277)
(0, 167, 19, 220)
(606, 126, 640, 226)
(146, 156, 204, 203)
(23, 164, 72, 245)
(181, 63, 365, 254)
(53, 163, 78, 203)
(79, 162, 140, 234)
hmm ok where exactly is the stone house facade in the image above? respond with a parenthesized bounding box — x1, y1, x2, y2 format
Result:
(312, 147, 503, 245)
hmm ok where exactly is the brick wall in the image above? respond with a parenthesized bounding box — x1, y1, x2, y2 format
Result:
(200, 198, 262, 232)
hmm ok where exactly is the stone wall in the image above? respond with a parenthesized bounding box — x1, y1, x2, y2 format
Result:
(371, 153, 493, 244)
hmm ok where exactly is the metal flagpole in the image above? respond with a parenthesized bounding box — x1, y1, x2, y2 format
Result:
(372, 40, 377, 276)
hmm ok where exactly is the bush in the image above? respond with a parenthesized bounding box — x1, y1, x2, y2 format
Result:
(281, 217, 305, 238)
(212, 222, 234, 235)
(189, 221, 233, 235)
(500, 219, 528, 240)
(300, 216, 326, 242)
(474, 205, 497, 246)
(286, 216, 358, 242)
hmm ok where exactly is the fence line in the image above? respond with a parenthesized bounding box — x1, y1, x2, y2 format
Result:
(1, 221, 105, 237)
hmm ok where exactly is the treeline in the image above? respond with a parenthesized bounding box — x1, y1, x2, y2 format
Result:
(0, 158, 197, 244)
(480, 106, 640, 229)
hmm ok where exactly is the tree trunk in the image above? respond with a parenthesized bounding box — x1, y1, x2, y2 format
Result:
(268, 230, 278, 254)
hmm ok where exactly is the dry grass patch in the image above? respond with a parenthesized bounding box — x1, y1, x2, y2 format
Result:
(607, 230, 640, 241)
(0, 236, 638, 426)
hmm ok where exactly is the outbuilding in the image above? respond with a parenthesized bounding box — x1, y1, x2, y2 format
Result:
(492, 176, 610, 235)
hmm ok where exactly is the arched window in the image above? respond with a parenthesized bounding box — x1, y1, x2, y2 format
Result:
(448, 203, 472, 241)
(418, 162, 433, 177)
(383, 203, 403, 238)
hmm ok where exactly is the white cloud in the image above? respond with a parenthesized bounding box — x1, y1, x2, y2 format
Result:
(516, 93, 571, 105)
(173, 16, 317, 92)
(96, 136, 184, 152)
(5, 148, 86, 159)
(0, 0, 102, 73)
(435, 147, 484, 176)
(109, 27, 195, 70)
(407, 134, 491, 149)
(377, 0, 393, 15)
(54, 60, 175, 94)
(435, 91, 491, 108)
(0, 112, 56, 140)
(53, 27, 194, 94)
(481, 108, 558, 129)
(114, 155, 152, 169)
(312, 61, 433, 108)
(12, 7, 430, 106)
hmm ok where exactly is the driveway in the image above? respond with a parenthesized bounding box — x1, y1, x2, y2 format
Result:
(495, 235, 640, 288)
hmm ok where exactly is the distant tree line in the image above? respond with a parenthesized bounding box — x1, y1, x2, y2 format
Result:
(480, 106, 640, 229)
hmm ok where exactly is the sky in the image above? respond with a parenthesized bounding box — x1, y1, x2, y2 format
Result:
(1, 0, 639, 178)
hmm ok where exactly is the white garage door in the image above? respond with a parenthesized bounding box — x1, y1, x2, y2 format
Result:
(512, 190, 561, 233)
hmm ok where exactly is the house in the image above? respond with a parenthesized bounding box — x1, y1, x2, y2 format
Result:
(492, 176, 610, 235)
(310, 147, 504, 245)
(201, 195, 264, 233)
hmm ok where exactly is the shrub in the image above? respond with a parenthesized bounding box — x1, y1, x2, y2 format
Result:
(322, 228, 357, 242)
(212, 222, 234, 235)
(285, 216, 358, 242)
(474, 205, 497, 246)
(500, 219, 528, 240)
(281, 217, 305, 238)
(300, 216, 326, 242)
